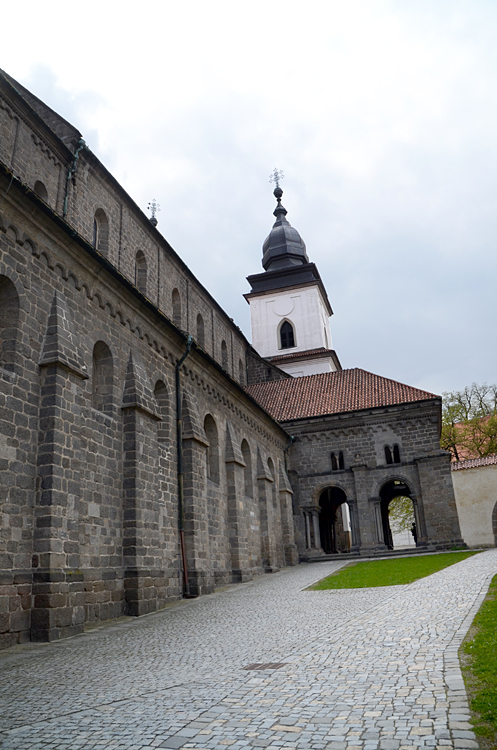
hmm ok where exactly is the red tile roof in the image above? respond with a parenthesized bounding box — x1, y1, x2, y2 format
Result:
(244, 368, 438, 422)
(268, 347, 333, 362)
(451, 453, 497, 471)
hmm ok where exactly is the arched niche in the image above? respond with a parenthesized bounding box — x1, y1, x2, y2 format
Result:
(204, 414, 219, 483)
(92, 340, 113, 414)
(0, 275, 20, 371)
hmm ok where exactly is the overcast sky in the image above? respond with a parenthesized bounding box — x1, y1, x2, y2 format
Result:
(2, 1, 497, 395)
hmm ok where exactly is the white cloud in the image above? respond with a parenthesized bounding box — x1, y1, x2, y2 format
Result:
(1, 0, 496, 393)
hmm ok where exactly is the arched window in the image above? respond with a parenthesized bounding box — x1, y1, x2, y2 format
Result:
(338, 451, 345, 470)
(92, 341, 113, 414)
(93, 209, 109, 256)
(331, 452, 338, 471)
(172, 288, 181, 326)
(196, 313, 205, 348)
(154, 380, 169, 444)
(34, 180, 48, 203)
(384, 445, 393, 465)
(241, 439, 253, 498)
(135, 250, 147, 295)
(0, 275, 19, 371)
(221, 339, 228, 370)
(238, 358, 245, 385)
(280, 320, 295, 349)
(204, 414, 219, 483)
(393, 444, 401, 464)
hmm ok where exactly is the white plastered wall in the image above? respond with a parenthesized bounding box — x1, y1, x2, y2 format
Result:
(249, 284, 333, 360)
(278, 357, 335, 377)
(451, 463, 497, 547)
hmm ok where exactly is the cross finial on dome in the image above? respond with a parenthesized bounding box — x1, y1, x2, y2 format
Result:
(147, 199, 160, 227)
(269, 168, 284, 189)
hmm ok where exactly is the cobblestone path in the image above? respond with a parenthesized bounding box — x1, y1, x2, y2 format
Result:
(1, 550, 496, 750)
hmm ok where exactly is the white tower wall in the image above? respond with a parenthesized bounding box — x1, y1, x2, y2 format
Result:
(249, 284, 333, 363)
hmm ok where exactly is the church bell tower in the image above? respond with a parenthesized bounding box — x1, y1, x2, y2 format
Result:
(245, 178, 341, 377)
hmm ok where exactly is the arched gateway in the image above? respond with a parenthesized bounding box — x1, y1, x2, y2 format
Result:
(319, 487, 351, 554)
(379, 479, 418, 550)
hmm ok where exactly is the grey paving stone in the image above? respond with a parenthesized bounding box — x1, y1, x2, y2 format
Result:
(0, 551, 496, 750)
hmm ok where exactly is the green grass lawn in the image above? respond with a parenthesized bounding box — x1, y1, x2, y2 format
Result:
(461, 574, 497, 749)
(308, 551, 480, 589)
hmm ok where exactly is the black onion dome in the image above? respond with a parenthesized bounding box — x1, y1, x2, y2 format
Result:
(262, 187, 309, 271)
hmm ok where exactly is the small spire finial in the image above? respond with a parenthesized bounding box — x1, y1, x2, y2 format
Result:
(147, 199, 160, 227)
(269, 168, 284, 190)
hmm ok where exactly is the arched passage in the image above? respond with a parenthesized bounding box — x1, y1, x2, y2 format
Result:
(319, 487, 351, 554)
(379, 479, 416, 550)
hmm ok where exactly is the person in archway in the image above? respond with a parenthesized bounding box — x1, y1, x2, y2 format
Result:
(410, 522, 417, 544)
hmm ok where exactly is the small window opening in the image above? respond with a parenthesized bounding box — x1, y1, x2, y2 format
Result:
(93, 209, 109, 256)
(280, 320, 295, 349)
(385, 446, 393, 465)
(135, 250, 147, 295)
(34, 180, 48, 203)
(393, 444, 401, 464)
(221, 339, 228, 370)
(196, 313, 205, 348)
(172, 288, 181, 326)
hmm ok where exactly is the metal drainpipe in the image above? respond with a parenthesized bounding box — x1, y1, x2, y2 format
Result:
(175, 335, 195, 598)
(283, 435, 295, 472)
(63, 138, 86, 219)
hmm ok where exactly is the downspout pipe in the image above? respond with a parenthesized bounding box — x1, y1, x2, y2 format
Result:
(283, 435, 295, 472)
(63, 138, 86, 219)
(175, 335, 195, 597)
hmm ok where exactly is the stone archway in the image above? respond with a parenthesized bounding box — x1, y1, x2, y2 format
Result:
(319, 487, 351, 554)
(379, 479, 415, 550)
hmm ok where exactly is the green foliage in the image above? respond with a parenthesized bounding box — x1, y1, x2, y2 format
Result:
(388, 495, 415, 534)
(309, 551, 479, 589)
(441, 383, 497, 460)
(462, 576, 497, 743)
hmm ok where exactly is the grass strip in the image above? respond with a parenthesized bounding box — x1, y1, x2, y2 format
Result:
(308, 551, 480, 589)
(461, 574, 497, 748)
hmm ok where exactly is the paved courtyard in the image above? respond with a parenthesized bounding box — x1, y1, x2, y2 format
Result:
(0, 550, 496, 750)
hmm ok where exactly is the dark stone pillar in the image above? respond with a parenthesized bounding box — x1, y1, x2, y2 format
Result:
(181, 392, 213, 596)
(351, 464, 384, 555)
(32, 292, 88, 642)
(278, 465, 298, 566)
(225, 423, 251, 582)
(415, 454, 464, 549)
(257, 447, 278, 572)
(121, 350, 162, 616)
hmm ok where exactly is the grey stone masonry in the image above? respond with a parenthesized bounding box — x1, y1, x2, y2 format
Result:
(0, 70, 297, 646)
(286, 400, 464, 558)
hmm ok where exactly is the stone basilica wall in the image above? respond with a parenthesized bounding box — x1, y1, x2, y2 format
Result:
(286, 401, 463, 556)
(0, 75, 297, 649)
